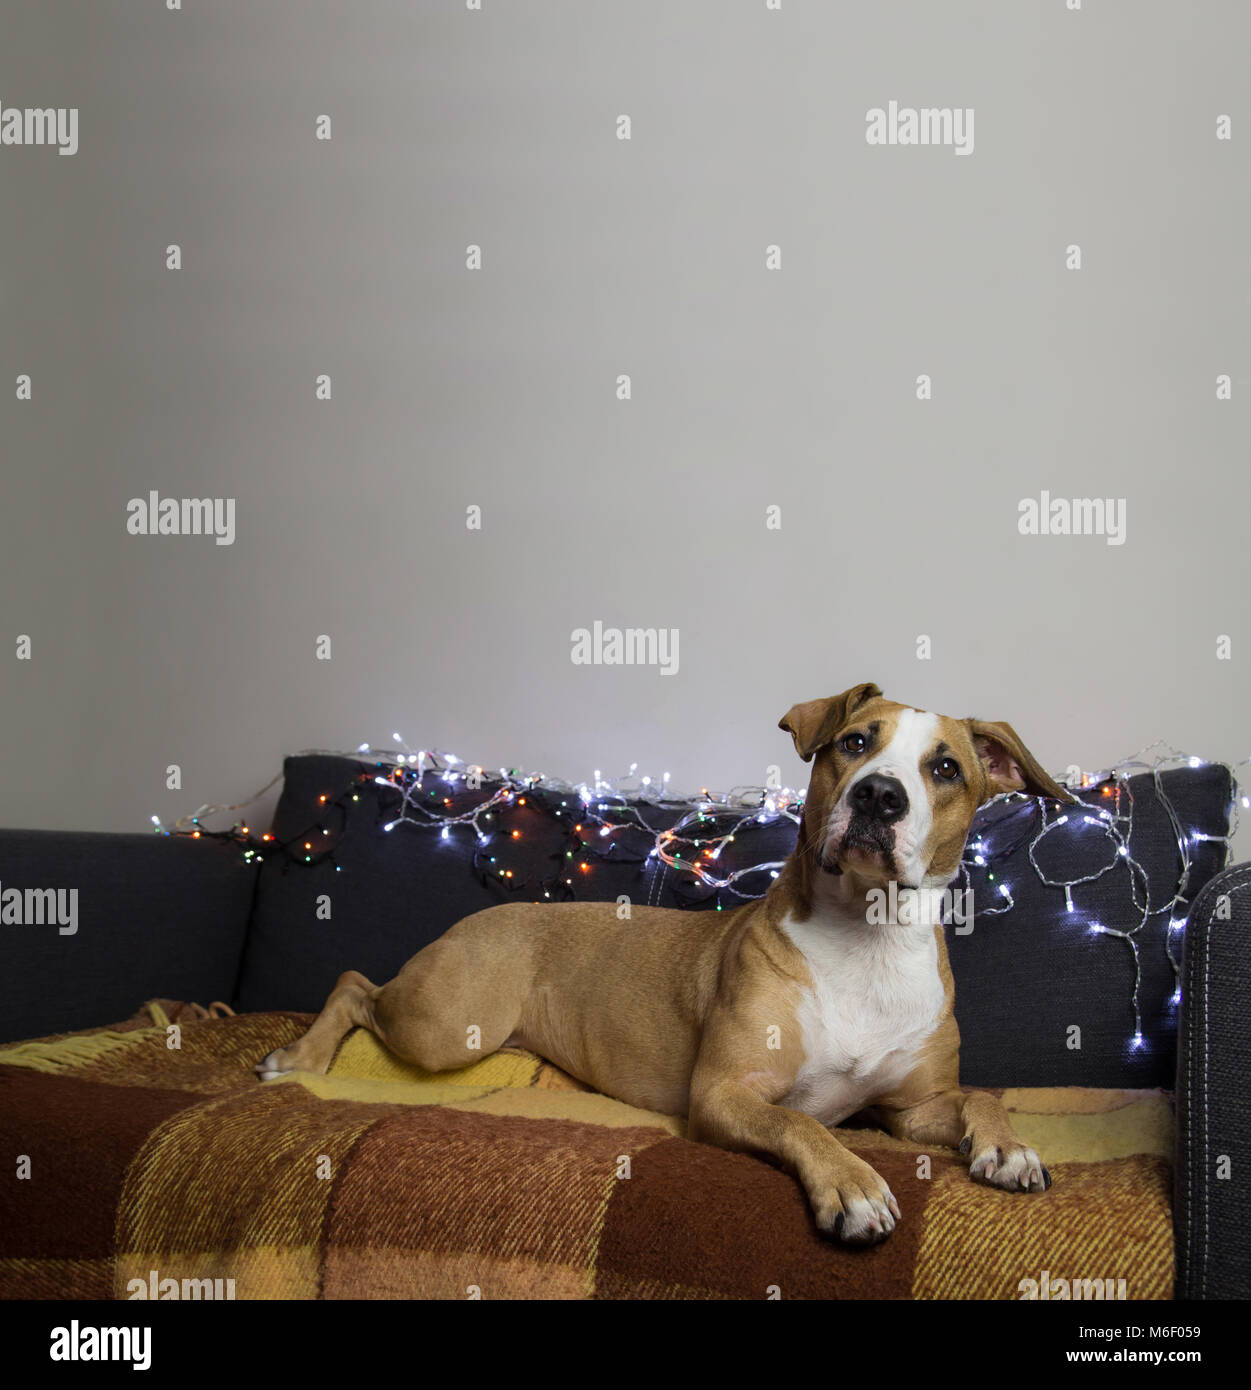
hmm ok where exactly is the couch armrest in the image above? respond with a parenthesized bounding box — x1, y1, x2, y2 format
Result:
(0, 829, 257, 1044)
(1174, 861, 1251, 1299)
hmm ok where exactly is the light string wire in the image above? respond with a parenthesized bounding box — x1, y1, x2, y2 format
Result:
(957, 741, 1243, 1047)
(153, 734, 809, 900)
(154, 736, 1244, 1045)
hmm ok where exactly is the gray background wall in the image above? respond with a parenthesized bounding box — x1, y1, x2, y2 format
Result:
(1, 0, 1247, 840)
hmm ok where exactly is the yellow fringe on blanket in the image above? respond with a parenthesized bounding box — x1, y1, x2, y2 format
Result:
(0, 1024, 163, 1074)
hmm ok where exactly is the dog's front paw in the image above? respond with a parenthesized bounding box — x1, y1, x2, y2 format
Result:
(812, 1160, 902, 1245)
(961, 1136, 1051, 1192)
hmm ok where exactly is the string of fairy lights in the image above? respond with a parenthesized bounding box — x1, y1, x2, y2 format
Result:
(956, 741, 1242, 1047)
(153, 735, 1245, 1051)
(151, 733, 809, 903)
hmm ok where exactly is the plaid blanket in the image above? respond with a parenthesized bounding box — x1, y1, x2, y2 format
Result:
(0, 1007, 1174, 1299)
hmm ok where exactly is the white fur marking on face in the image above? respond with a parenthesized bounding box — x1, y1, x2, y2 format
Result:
(780, 909, 945, 1127)
(826, 709, 940, 887)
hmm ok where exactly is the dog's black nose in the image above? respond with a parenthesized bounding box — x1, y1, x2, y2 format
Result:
(851, 774, 909, 824)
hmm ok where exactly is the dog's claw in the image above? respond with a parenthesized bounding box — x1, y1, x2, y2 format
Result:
(819, 1173, 899, 1244)
(969, 1141, 1049, 1193)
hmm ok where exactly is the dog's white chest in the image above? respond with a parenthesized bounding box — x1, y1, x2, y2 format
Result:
(780, 913, 946, 1127)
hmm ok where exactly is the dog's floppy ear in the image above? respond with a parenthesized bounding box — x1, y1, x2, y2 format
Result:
(779, 683, 882, 762)
(968, 718, 1075, 803)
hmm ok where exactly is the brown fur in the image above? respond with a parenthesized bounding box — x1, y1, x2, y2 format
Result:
(259, 686, 1074, 1243)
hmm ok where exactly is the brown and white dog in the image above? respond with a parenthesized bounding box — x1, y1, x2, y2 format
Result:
(257, 684, 1074, 1243)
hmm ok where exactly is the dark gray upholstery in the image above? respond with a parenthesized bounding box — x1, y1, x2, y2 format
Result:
(0, 830, 256, 1043)
(1174, 863, 1251, 1300)
(948, 765, 1233, 1089)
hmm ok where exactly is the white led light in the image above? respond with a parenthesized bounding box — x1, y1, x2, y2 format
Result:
(165, 735, 1241, 1057)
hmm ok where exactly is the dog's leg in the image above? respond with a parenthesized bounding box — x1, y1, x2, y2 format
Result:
(256, 919, 533, 1080)
(362, 934, 526, 1072)
(688, 1079, 900, 1244)
(255, 969, 378, 1079)
(879, 1089, 1051, 1192)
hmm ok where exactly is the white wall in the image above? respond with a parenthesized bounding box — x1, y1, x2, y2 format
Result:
(1, 1, 1247, 850)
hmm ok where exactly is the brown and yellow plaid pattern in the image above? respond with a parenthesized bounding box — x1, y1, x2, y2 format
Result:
(0, 1008, 1174, 1299)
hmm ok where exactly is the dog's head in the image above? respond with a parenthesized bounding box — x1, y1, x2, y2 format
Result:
(780, 683, 1074, 892)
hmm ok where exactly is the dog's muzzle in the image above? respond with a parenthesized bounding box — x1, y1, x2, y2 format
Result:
(839, 816, 895, 861)
(822, 773, 910, 875)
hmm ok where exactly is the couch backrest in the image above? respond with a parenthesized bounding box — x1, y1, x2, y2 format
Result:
(0, 829, 255, 1043)
(233, 753, 1233, 1089)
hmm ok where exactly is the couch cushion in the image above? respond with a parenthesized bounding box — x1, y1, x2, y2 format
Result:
(0, 1012, 1173, 1300)
(0, 829, 255, 1044)
(233, 754, 1232, 1089)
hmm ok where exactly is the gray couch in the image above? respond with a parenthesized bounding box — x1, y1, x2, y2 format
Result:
(1, 751, 1246, 1298)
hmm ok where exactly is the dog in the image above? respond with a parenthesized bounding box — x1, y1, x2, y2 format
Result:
(256, 683, 1074, 1243)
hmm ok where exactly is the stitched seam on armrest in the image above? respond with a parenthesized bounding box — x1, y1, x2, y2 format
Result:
(1190, 866, 1251, 1299)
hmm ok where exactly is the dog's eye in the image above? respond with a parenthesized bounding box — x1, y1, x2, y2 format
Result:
(934, 757, 961, 782)
(840, 733, 867, 755)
